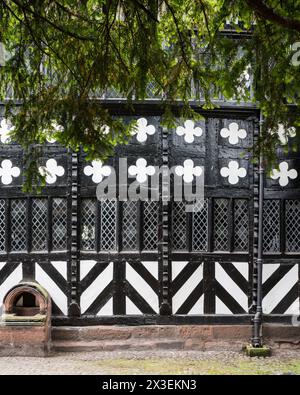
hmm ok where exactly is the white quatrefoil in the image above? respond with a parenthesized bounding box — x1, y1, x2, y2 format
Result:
(270, 161, 298, 187)
(176, 120, 203, 143)
(0, 159, 20, 185)
(220, 160, 247, 185)
(84, 160, 111, 184)
(46, 121, 64, 143)
(39, 159, 65, 184)
(276, 124, 296, 145)
(100, 125, 110, 135)
(0, 118, 15, 144)
(128, 158, 155, 183)
(237, 67, 251, 95)
(175, 159, 202, 183)
(131, 118, 156, 143)
(220, 122, 247, 145)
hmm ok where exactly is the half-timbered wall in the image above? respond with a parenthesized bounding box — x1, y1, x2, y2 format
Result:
(262, 135, 300, 317)
(0, 104, 299, 325)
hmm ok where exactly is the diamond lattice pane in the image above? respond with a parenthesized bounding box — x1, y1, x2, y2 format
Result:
(214, 198, 229, 251)
(234, 199, 249, 252)
(122, 201, 137, 250)
(100, 200, 117, 251)
(52, 198, 68, 250)
(11, 199, 27, 251)
(263, 200, 280, 253)
(172, 201, 187, 250)
(32, 199, 48, 251)
(192, 199, 208, 251)
(145, 81, 160, 98)
(105, 87, 122, 98)
(81, 198, 96, 251)
(143, 201, 158, 250)
(286, 200, 300, 253)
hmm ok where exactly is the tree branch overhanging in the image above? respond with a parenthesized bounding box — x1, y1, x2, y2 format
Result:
(246, 0, 300, 33)
(6, 0, 97, 41)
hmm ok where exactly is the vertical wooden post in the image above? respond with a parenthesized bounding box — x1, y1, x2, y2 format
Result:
(69, 150, 80, 317)
(159, 126, 172, 315)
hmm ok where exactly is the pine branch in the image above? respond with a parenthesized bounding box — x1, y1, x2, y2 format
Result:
(6, 0, 97, 41)
(246, 0, 300, 33)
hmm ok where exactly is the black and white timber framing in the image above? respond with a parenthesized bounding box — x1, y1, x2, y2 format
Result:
(0, 101, 299, 326)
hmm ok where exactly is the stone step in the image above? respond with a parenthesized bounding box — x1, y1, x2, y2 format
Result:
(52, 324, 252, 342)
(52, 339, 185, 352)
(50, 324, 300, 352)
(51, 325, 252, 352)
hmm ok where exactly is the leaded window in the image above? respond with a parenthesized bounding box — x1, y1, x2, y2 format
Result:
(100, 199, 117, 251)
(11, 199, 27, 251)
(286, 200, 300, 253)
(143, 201, 158, 250)
(122, 201, 138, 250)
(263, 200, 280, 253)
(32, 198, 48, 251)
(172, 201, 187, 250)
(52, 198, 68, 250)
(234, 199, 249, 252)
(214, 198, 229, 251)
(81, 198, 96, 251)
(192, 199, 208, 251)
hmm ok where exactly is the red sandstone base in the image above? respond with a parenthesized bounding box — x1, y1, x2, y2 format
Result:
(0, 325, 51, 357)
(1, 324, 299, 355)
(51, 324, 300, 353)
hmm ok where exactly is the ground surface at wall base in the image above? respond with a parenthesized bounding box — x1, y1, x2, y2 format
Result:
(51, 324, 300, 352)
(0, 345, 50, 357)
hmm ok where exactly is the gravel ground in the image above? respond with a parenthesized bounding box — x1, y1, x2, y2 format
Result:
(0, 350, 300, 375)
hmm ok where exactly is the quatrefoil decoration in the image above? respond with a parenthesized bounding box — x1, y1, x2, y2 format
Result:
(46, 121, 64, 143)
(237, 67, 251, 95)
(128, 158, 155, 183)
(131, 118, 156, 143)
(39, 159, 65, 184)
(84, 160, 111, 184)
(270, 161, 298, 187)
(0, 159, 20, 185)
(242, 68, 251, 89)
(175, 159, 202, 183)
(220, 122, 247, 145)
(0, 118, 15, 144)
(220, 160, 247, 185)
(276, 124, 296, 145)
(100, 125, 110, 135)
(176, 120, 203, 143)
